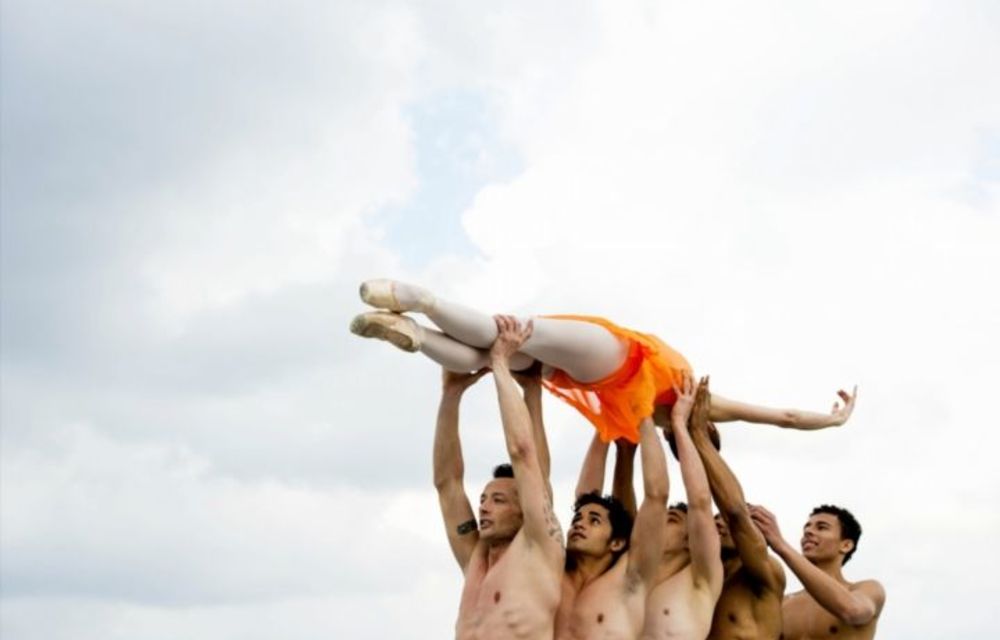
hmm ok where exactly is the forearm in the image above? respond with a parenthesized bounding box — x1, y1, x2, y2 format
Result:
(639, 419, 668, 502)
(612, 443, 637, 517)
(691, 428, 745, 516)
(631, 419, 668, 584)
(433, 392, 465, 488)
(709, 395, 834, 430)
(772, 541, 875, 624)
(673, 418, 711, 510)
(492, 362, 537, 463)
(576, 432, 608, 497)
(524, 387, 551, 478)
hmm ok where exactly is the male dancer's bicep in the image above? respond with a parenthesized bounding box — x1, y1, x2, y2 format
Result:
(437, 481, 479, 570)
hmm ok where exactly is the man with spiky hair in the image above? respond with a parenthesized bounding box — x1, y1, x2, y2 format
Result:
(434, 316, 564, 640)
(750, 504, 886, 640)
(554, 407, 670, 638)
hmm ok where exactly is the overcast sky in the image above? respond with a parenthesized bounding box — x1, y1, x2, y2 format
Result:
(2, 1, 998, 638)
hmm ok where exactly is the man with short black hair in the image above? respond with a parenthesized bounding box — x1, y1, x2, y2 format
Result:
(554, 409, 670, 638)
(433, 316, 564, 639)
(750, 504, 885, 640)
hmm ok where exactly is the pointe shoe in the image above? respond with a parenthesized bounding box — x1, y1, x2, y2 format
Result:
(359, 279, 433, 313)
(349, 311, 421, 352)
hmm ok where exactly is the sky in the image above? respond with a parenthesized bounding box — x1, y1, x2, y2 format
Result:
(1, 1, 998, 638)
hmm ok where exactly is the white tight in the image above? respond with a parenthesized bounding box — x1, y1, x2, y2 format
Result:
(412, 290, 628, 382)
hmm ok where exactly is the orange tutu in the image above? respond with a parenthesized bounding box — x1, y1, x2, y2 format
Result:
(541, 315, 692, 444)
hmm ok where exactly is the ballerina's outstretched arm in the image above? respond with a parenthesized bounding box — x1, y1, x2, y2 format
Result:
(708, 386, 857, 430)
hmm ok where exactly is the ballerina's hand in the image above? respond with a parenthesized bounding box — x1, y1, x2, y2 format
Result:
(829, 385, 858, 426)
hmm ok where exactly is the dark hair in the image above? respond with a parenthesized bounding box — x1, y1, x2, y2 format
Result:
(573, 491, 634, 561)
(669, 502, 688, 513)
(493, 463, 514, 479)
(811, 504, 862, 565)
(664, 422, 721, 460)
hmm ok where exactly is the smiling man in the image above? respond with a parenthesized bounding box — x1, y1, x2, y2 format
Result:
(750, 505, 886, 640)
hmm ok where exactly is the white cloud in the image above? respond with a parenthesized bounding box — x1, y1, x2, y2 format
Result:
(3, 1, 999, 639)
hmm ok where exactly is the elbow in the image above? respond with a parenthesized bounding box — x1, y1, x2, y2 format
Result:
(722, 502, 748, 522)
(686, 492, 712, 512)
(433, 473, 460, 492)
(777, 410, 800, 428)
(507, 435, 535, 464)
(841, 602, 876, 626)
(644, 482, 668, 503)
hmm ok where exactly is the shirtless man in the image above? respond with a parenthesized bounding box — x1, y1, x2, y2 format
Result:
(641, 376, 724, 639)
(690, 384, 786, 640)
(749, 505, 885, 639)
(434, 316, 564, 639)
(555, 413, 669, 638)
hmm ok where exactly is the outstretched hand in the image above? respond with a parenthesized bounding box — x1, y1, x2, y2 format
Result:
(489, 315, 533, 367)
(693, 376, 711, 426)
(442, 367, 490, 394)
(829, 385, 858, 426)
(670, 373, 696, 427)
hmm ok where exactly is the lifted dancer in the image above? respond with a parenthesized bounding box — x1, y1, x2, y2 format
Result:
(350, 279, 857, 442)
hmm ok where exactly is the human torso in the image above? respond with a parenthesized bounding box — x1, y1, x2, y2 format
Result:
(782, 586, 880, 640)
(642, 564, 720, 640)
(555, 554, 646, 640)
(456, 535, 562, 640)
(706, 566, 783, 640)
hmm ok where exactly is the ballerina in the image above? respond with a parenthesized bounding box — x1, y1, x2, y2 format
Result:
(349, 279, 856, 443)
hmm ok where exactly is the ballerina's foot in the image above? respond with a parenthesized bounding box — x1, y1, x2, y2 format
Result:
(359, 279, 435, 313)
(349, 311, 422, 352)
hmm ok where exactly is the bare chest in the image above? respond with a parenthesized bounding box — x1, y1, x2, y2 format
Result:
(556, 569, 643, 640)
(707, 574, 782, 640)
(457, 551, 560, 640)
(642, 568, 715, 640)
(782, 593, 878, 640)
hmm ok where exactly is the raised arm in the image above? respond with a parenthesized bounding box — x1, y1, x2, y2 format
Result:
(750, 505, 885, 625)
(490, 316, 563, 554)
(612, 439, 638, 518)
(691, 387, 784, 593)
(433, 368, 488, 570)
(709, 387, 857, 430)
(514, 362, 552, 497)
(576, 431, 609, 498)
(673, 376, 723, 592)
(627, 417, 669, 588)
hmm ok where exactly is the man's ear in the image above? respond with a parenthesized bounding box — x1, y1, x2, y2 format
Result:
(839, 538, 855, 558)
(610, 538, 627, 553)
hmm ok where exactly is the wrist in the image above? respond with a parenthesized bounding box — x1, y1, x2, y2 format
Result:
(489, 356, 511, 371)
(441, 386, 465, 399)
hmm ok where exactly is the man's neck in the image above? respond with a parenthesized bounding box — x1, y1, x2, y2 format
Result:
(567, 551, 617, 587)
(659, 548, 691, 577)
(486, 539, 513, 568)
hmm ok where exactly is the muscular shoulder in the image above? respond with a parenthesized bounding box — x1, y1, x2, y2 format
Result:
(851, 579, 887, 607)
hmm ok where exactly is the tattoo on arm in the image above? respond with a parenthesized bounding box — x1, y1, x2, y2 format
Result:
(456, 519, 478, 535)
(544, 499, 564, 547)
